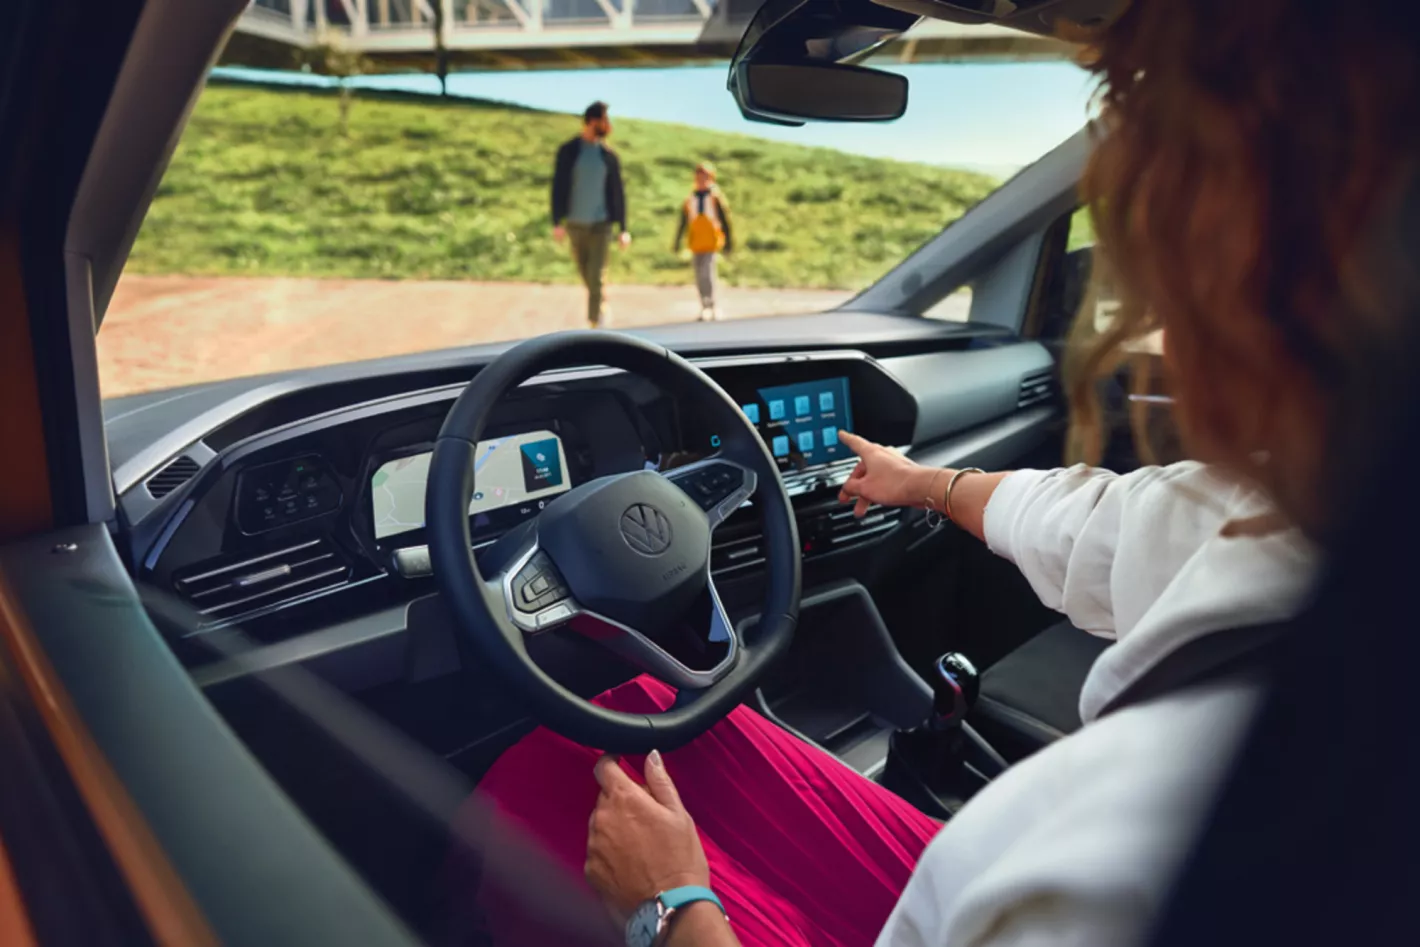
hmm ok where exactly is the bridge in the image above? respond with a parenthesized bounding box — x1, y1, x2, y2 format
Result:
(226, 1, 1073, 72)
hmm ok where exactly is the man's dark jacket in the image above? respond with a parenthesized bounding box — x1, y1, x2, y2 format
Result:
(550, 137, 627, 232)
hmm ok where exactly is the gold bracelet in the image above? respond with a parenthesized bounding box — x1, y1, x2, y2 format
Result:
(945, 468, 985, 524)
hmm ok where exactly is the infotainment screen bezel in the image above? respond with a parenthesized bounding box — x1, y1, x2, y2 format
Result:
(683, 353, 918, 473)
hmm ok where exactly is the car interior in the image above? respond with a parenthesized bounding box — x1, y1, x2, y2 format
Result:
(116, 161, 1102, 934)
(5, 1, 1320, 946)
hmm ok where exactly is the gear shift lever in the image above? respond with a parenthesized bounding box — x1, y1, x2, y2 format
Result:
(882, 650, 1005, 818)
(930, 652, 980, 729)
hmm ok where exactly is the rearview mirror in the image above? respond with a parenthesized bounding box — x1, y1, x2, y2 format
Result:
(729, 61, 909, 126)
(726, 0, 919, 126)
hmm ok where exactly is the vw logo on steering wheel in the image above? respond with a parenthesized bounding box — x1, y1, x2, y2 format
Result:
(620, 503, 674, 556)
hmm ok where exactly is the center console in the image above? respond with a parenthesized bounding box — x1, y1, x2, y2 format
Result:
(745, 581, 1007, 814)
(676, 354, 920, 583)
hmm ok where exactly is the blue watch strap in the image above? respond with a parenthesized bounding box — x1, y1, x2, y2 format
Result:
(659, 885, 725, 917)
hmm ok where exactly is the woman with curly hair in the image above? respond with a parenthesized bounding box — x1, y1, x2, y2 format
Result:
(467, 3, 1419, 945)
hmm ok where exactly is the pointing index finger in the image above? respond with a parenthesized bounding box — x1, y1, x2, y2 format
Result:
(837, 431, 870, 456)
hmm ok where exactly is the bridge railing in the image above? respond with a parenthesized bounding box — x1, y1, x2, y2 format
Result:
(238, 1, 1064, 61)
(248, 0, 715, 38)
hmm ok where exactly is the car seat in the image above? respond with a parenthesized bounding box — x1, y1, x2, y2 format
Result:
(970, 621, 1110, 762)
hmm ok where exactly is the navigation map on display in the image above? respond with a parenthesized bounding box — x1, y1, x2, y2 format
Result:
(370, 430, 570, 540)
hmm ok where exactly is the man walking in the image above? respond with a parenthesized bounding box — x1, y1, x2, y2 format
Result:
(551, 101, 630, 328)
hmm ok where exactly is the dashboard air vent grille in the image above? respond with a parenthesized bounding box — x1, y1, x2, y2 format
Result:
(1017, 368, 1056, 409)
(712, 503, 905, 577)
(173, 537, 351, 623)
(146, 456, 201, 499)
(808, 505, 904, 555)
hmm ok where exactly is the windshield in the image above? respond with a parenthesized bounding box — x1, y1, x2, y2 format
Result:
(97, 2, 1093, 398)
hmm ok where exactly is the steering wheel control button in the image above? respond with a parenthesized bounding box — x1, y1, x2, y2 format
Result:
(705, 467, 738, 489)
(511, 550, 571, 615)
(670, 462, 751, 515)
(536, 603, 574, 628)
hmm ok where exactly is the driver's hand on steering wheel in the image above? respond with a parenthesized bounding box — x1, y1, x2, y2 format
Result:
(586, 752, 712, 922)
(837, 431, 945, 517)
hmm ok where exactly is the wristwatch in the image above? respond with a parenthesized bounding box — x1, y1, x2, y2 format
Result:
(624, 885, 726, 947)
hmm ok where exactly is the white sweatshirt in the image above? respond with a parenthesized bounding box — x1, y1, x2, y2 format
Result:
(876, 462, 1316, 947)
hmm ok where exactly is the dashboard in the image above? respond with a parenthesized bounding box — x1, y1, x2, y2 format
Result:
(103, 312, 1063, 690)
(362, 372, 857, 545)
(133, 352, 941, 649)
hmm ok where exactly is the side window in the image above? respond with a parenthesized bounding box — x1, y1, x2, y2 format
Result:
(1067, 206, 1170, 470)
(921, 285, 973, 322)
(1068, 207, 1120, 335)
(1029, 207, 1096, 343)
(1067, 205, 1095, 252)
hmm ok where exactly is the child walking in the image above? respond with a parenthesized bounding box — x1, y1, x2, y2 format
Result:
(672, 162, 734, 321)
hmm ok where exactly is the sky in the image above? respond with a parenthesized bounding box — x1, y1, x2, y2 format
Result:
(214, 61, 1096, 178)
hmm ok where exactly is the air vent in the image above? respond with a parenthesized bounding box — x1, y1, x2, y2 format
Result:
(146, 456, 201, 499)
(808, 506, 904, 555)
(173, 537, 352, 624)
(1017, 368, 1057, 409)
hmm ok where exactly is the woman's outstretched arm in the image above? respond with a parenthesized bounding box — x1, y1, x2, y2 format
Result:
(835, 432, 1008, 543)
(835, 433, 1253, 637)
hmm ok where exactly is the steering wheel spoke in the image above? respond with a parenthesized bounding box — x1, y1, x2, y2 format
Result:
(571, 571, 739, 688)
(662, 457, 758, 529)
(499, 542, 583, 634)
(496, 528, 739, 688)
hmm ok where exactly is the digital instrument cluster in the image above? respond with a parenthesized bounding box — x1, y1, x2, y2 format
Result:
(369, 429, 572, 541)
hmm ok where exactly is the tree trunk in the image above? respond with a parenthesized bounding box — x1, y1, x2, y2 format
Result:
(434, 3, 449, 97)
(338, 82, 352, 135)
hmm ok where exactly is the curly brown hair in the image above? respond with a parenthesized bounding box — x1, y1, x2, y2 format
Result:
(1066, 0, 1420, 531)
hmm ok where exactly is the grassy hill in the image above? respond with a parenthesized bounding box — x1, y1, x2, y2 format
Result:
(127, 83, 1001, 291)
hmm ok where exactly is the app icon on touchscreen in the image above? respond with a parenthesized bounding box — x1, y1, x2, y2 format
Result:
(820, 391, 835, 412)
(742, 404, 760, 424)
(798, 431, 816, 452)
(822, 426, 839, 446)
(769, 400, 786, 421)
(794, 395, 811, 417)
(519, 437, 564, 492)
(772, 435, 790, 458)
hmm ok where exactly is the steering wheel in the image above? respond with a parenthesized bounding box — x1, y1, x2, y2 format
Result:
(426, 332, 801, 754)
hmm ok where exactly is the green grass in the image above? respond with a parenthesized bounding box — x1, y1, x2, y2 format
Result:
(1067, 206, 1096, 252)
(127, 83, 1001, 291)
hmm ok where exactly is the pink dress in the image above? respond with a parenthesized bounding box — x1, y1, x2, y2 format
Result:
(459, 675, 941, 946)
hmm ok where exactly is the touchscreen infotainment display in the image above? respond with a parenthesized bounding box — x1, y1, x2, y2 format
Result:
(370, 429, 571, 540)
(742, 377, 855, 471)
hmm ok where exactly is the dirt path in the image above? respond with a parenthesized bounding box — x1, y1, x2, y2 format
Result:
(98, 275, 857, 397)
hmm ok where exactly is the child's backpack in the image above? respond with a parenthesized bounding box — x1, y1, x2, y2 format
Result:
(685, 191, 726, 254)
